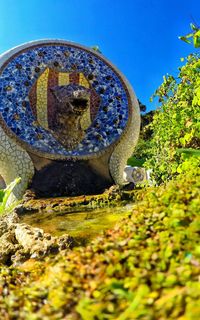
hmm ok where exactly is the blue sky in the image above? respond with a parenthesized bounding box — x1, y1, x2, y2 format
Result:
(0, 0, 199, 111)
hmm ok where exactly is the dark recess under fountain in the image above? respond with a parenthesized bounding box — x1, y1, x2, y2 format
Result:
(30, 160, 112, 198)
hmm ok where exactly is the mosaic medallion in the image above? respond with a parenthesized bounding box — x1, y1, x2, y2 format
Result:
(0, 40, 132, 159)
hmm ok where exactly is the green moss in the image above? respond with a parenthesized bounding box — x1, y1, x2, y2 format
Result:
(0, 167, 199, 319)
(21, 205, 131, 244)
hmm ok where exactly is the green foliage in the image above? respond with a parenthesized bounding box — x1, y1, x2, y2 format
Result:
(128, 110, 154, 167)
(0, 168, 199, 319)
(91, 45, 102, 53)
(176, 148, 200, 157)
(138, 99, 147, 112)
(133, 25, 200, 183)
(127, 156, 145, 167)
(179, 23, 200, 48)
(0, 177, 21, 214)
(144, 52, 200, 183)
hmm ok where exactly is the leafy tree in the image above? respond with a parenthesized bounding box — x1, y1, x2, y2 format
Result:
(144, 26, 200, 183)
(128, 110, 154, 166)
(138, 99, 147, 112)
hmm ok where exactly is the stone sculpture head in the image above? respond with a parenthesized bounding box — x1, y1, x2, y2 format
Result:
(50, 83, 91, 149)
(50, 83, 91, 116)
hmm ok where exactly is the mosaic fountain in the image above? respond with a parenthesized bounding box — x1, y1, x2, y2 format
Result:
(0, 40, 141, 264)
(0, 39, 140, 202)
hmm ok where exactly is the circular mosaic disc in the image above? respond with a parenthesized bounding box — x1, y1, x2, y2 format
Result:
(0, 40, 135, 159)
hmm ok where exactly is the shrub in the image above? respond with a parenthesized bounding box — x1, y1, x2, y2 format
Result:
(0, 168, 199, 319)
(144, 51, 200, 183)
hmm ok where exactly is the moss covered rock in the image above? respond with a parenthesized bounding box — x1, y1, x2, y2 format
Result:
(0, 167, 199, 319)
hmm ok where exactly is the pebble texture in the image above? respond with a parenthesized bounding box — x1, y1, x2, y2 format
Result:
(0, 211, 74, 264)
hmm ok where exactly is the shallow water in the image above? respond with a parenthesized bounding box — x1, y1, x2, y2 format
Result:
(21, 204, 133, 245)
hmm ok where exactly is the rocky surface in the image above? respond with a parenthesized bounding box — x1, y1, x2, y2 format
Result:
(0, 211, 74, 265)
(19, 184, 134, 214)
(0, 186, 134, 266)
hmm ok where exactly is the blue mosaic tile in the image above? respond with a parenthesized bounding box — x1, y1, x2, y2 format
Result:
(0, 43, 130, 157)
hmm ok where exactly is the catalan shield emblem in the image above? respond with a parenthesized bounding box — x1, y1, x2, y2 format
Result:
(29, 68, 100, 132)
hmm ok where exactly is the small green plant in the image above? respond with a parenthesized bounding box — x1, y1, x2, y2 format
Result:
(0, 177, 21, 215)
(179, 23, 200, 48)
(91, 45, 102, 53)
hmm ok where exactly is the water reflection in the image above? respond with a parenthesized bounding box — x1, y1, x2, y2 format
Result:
(21, 205, 132, 245)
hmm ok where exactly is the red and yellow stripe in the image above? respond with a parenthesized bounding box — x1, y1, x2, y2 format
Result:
(29, 69, 100, 131)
